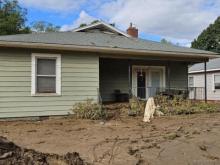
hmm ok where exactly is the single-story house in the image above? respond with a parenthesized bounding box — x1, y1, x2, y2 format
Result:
(189, 58, 220, 101)
(0, 21, 218, 118)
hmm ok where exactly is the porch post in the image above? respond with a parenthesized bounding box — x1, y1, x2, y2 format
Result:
(167, 62, 171, 90)
(128, 61, 132, 97)
(204, 61, 207, 103)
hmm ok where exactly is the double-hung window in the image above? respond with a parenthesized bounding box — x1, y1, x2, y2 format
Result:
(214, 74, 220, 90)
(31, 53, 61, 95)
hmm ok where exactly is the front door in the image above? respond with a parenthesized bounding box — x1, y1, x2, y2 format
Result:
(137, 71, 146, 98)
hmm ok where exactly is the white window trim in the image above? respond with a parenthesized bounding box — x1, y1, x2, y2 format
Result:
(131, 65, 166, 97)
(188, 76, 194, 88)
(213, 74, 220, 91)
(31, 53, 61, 96)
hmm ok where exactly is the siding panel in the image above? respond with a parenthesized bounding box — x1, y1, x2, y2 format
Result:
(190, 73, 220, 100)
(0, 50, 99, 118)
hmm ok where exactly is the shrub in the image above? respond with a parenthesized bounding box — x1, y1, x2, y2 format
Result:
(129, 96, 146, 116)
(72, 99, 106, 120)
(154, 95, 220, 115)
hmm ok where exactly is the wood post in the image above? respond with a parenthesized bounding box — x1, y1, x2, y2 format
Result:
(204, 61, 207, 102)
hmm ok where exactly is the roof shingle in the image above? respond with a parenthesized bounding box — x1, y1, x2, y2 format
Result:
(0, 32, 217, 55)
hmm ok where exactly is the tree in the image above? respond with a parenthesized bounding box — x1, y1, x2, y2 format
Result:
(160, 38, 173, 45)
(79, 23, 87, 28)
(191, 17, 220, 53)
(91, 20, 99, 24)
(0, 0, 30, 35)
(31, 21, 60, 32)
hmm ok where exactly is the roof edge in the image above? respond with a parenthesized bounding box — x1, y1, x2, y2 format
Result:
(189, 68, 220, 74)
(73, 21, 131, 37)
(0, 41, 219, 60)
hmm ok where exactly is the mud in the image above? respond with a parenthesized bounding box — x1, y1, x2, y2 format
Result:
(1, 113, 220, 165)
(0, 136, 87, 165)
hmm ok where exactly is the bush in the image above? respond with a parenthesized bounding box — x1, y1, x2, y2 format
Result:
(154, 95, 220, 115)
(129, 96, 146, 116)
(72, 99, 106, 120)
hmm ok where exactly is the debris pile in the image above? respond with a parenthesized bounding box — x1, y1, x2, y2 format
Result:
(0, 136, 87, 165)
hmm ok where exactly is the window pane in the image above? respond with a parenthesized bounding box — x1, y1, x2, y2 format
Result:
(215, 75, 220, 83)
(189, 77, 194, 87)
(37, 77, 56, 93)
(215, 83, 220, 89)
(37, 59, 56, 75)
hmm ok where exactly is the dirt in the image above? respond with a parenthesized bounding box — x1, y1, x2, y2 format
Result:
(0, 113, 220, 165)
(0, 137, 87, 165)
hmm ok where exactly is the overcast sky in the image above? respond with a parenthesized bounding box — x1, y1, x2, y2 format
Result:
(18, 0, 220, 47)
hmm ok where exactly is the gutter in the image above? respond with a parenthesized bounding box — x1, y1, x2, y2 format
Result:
(0, 41, 219, 59)
(189, 68, 220, 74)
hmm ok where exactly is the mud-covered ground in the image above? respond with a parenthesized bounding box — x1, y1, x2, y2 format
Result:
(0, 136, 86, 165)
(0, 113, 220, 165)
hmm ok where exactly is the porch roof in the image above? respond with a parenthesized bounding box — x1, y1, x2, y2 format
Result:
(0, 32, 218, 59)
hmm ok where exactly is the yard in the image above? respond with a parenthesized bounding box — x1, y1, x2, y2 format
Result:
(0, 112, 220, 165)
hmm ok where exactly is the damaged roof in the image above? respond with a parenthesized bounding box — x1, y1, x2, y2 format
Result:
(0, 32, 218, 58)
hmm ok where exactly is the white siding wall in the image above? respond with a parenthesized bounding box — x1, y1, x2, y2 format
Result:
(189, 73, 220, 100)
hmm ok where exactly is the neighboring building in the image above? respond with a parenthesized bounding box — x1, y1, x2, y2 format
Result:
(189, 58, 220, 101)
(0, 21, 218, 118)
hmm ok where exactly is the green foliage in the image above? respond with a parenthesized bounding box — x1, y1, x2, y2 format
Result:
(91, 20, 99, 24)
(129, 96, 145, 116)
(191, 17, 220, 53)
(155, 95, 220, 115)
(31, 21, 60, 32)
(160, 38, 173, 45)
(79, 23, 87, 28)
(0, 0, 30, 35)
(72, 99, 106, 120)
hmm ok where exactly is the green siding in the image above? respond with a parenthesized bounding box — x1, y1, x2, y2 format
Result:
(100, 58, 188, 101)
(0, 50, 99, 118)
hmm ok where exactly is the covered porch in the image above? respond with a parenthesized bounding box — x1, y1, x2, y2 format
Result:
(99, 57, 190, 102)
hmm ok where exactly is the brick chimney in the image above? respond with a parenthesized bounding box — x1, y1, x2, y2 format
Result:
(127, 23, 138, 38)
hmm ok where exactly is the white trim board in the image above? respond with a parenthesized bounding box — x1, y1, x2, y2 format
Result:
(131, 65, 166, 97)
(31, 53, 61, 96)
(189, 68, 220, 74)
(213, 74, 220, 91)
(73, 21, 131, 37)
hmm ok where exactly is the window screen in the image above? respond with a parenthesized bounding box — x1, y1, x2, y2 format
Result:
(36, 58, 56, 93)
(214, 75, 220, 90)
